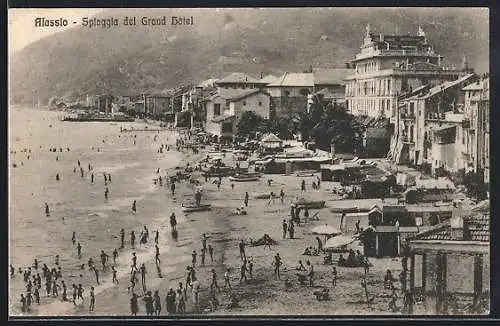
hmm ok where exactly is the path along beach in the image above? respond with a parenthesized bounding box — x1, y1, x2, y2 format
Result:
(10, 107, 406, 316)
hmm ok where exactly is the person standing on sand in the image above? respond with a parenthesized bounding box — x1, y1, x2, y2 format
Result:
(170, 182, 176, 196)
(92, 267, 100, 285)
(72, 232, 76, 246)
(280, 189, 285, 204)
(224, 268, 231, 290)
(282, 220, 287, 239)
(140, 263, 147, 288)
(155, 245, 161, 265)
(72, 284, 77, 305)
(130, 231, 136, 248)
(332, 266, 338, 287)
(306, 260, 314, 287)
(77, 284, 84, 303)
(153, 290, 162, 316)
(108, 173, 112, 183)
(288, 220, 295, 239)
(202, 233, 207, 252)
(191, 250, 197, 268)
(143, 291, 154, 316)
(132, 200, 137, 214)
(191, 276, 200, 313)
(208, 244, 214, 262)
(155, 230, 159, 245)
(80, 167, 84, 178)
(104, 174, 108, 186)
(120, 229, 125, 249)
(112, 266, 119, 284)
(130, 293, 139, 316)
(33, 287, 40, 305)
(104, 187, 109, 201)
(91, 173, 94, 184)
(239, 240, 246, 261)
(244, 191, 249, 207)
(273, 254, 282, 280)
(131, 253, 138, 273)
(89, 286, 95, 312)
(239, 260, 248, 284)
(128, 271, 138, 293)
(170, 213, 177, 232)
(20, 294, 27, 313)
(201, 247, 206, 266)
(210, 269, 220, 292)
(177, 287, 186, 313)
(113, 248, 118, 264)
(301, 180, 306, 193)
(100, 250, 109, 271)
(45, 203, 50, 217)
(77, 243, 82, 259)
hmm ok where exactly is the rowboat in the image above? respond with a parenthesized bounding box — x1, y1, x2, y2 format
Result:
(181, 204, 212, 213)
(228, 175, 259, 182)
(253, 192, 272, 199)
(292, 199, 326, 209)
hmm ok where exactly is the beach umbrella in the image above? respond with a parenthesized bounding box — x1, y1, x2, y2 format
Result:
(311, 224, 341, 236)
(324, 235, 355, 249)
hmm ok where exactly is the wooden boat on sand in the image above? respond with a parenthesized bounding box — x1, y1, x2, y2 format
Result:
(181, 204, 212, 213)
(292, 199, 326, 209)
(229, 175, 259, 182)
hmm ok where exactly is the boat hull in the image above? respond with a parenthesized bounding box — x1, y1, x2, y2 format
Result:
(182, 205, 212, 213)
(228, 176, 259, 182)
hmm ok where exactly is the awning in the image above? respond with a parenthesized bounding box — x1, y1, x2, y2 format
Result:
(430, 124, 456, 133)
(211, 114, 235, 123)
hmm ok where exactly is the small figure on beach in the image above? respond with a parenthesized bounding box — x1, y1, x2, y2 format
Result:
(140, 263, 147, 287)
(301, 180, 306, 193)
(244, 192, 249, 207)
(296, 260, 306, 271)
(192, 250, 197, 268)
(112, 266, 119, 284)
(224, 268, 231, 290)
(239, 260, 248, 284)
(280, 189, 285, 203)
(113, 248, 118, 264)
(306, 260, 314, 287)
(131, 200, 137, 214)
(55, 173, 60, 181)
(153, 290, 162, 316)
(282, 219, 287, 239)
(77, 242, 82, 259)
(332, 266, 338, 286)
(89, 286, 95, 312)
(170, 213, 177, 232)
(239, 240, 246, 261)
(288, 220, 295, 239)
(155, 244, 161, 265)
(120, 228, 125, 248)
(210, 268, 220, 292)
(273, 254, 282, 280)
(91, 173, 94, 184)
(208, 244, 214, 262)
(45, 203, 50, 217)
(170, 182, 176, 196)
(130, 293, 139, 316)
(104, 187, 109, 201)
(100, 250, 109, 270)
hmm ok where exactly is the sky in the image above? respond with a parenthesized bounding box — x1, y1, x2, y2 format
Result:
(8, 8, 105, 53)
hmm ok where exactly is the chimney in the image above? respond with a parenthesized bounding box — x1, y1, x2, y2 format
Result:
(450, 201, 464, 240)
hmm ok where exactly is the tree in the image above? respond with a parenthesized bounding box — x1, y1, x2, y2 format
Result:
(236, 111, 264, 138)
(299, 96, 364, 153)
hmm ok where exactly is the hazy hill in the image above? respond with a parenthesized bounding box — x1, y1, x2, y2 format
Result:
(10, 7, 489, 105)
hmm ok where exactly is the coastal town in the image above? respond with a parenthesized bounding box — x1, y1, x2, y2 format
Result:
(9, 19, 489, 317)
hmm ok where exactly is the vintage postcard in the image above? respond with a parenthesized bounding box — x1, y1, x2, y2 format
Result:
(8, 7, 490, 317)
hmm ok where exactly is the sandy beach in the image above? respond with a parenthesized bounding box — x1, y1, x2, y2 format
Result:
(9, 108, 405, 317)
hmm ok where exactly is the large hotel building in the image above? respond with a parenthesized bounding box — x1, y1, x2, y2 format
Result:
(344, 24, 467, 123)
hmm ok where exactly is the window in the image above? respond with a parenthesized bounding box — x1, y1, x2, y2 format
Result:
(258, 101, 262, 106)
(214, 104, 221, 116)
(409, 102, 415, 116)
(243, 101, 246, 106)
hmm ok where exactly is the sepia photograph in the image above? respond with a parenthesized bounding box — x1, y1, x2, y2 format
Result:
(8, 7, 490, 317)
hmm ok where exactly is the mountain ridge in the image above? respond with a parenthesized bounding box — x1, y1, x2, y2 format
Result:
(10, 8, 489, 105)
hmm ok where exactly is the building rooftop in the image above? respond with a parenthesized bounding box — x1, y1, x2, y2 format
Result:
(412, 73, 476, 100)
(462, 77, 489, 91)
(414, 177, 456, 190)
(216, 73, 258, 84)
(312, 68, 353, 85)
(256, 74, 278, 85)
(410, 212, 489, 242)
(267, 72, 315, 87)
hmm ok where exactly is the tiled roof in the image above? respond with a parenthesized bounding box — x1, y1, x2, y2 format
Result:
(414, 177, 455, 190)
(216, 73, 258, 84)
(228, 89, 269, 102)
(416, 74, 476, 100)
(261, 133, 282, 142)
(411, 213, 489, 242)
(256, 75, 278, 84)
(267, 72, 315, 87)
(312, 68, 353, 85)
(462, 78, 489, 91)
